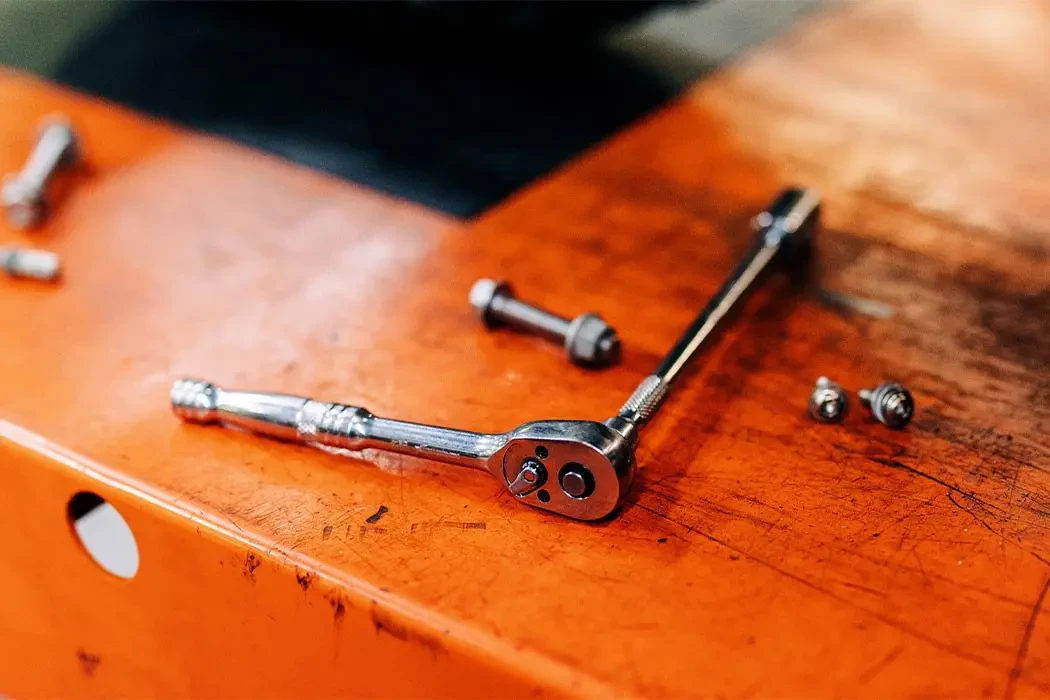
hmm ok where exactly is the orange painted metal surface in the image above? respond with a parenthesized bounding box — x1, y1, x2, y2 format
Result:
(2, 0, 1050, 696)
(0, 426, 554, 697)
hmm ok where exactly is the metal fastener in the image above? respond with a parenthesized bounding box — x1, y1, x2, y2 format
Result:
(469, 278, 621, 367)
(0, 246, 61, 281)
(859, 382, 914, 429)
(2, 117, 81, 229)
(808, 376, 849, 423)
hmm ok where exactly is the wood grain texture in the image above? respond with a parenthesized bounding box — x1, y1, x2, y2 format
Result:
(2, 0, 1050, 695)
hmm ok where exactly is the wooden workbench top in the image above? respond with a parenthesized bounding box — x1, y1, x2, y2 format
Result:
(1, 1, 1048, 697)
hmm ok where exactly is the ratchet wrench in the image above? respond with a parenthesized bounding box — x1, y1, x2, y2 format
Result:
(172, 188, 819, 521)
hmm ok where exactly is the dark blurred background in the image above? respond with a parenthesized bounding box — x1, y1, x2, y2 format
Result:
(0, 1, 818, 217)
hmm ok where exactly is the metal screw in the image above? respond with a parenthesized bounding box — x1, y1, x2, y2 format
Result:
(2, 117, 81, 229)
(469, 278, 621, 367)
(808, 376, 849, 423)
(859, 382, 914, 429)
(0, 247, 61, 282)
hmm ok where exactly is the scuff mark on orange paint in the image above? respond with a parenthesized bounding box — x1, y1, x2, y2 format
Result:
(243, 552, 261, 581)
(365, 505, 389, 524)
(77, 649, 101, 677)
(371, 602, 446, 656)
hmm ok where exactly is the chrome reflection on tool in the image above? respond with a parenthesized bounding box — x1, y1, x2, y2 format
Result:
(172, 188, 819, 521)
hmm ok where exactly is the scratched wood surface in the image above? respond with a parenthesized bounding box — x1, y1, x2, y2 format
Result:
(2, 0, 1050, 696)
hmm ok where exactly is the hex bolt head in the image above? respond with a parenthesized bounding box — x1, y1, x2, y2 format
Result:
(859, 382, 914, 429)
(469, 278, 514, 327)
(565, 313, 621, 367)
(808, 376, 849, 423)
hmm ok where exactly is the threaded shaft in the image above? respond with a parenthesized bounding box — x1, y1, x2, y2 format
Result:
(489, 295, 571, 341)
(618, 375, 669, 425)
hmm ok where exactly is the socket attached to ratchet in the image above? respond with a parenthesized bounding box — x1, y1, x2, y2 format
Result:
(171, 189, 819, 521)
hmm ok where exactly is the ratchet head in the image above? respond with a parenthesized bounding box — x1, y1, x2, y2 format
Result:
(491, 419, 636, 521)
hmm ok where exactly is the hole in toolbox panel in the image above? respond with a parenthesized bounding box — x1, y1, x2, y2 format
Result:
(67, 491, 139, 580)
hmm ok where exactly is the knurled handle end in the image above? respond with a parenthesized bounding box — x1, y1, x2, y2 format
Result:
(171, 378, 220, 423)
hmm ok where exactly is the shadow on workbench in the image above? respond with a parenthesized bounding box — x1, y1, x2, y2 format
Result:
(51, 2, 676, 218)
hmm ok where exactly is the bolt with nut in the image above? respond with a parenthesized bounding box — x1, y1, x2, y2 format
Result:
(859, 382, 914, 429)
(2, 117, 81, 229)
(469, 278, 621, 367)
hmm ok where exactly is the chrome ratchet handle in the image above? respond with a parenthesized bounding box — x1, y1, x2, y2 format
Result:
(170, 379, 505, 470)
(171, 379, 633, 521)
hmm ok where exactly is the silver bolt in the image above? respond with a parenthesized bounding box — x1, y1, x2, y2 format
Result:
(0, 247, 61, 282)
(808, 376, 848, 423)
(469, 278, 621, 367)
(859, 382, 914, 429)
(508, 459, 546, 497)
(2, 117, 81, 229)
